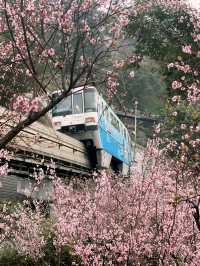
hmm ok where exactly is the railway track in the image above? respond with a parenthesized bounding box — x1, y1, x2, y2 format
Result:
(0, 120, 91, 200)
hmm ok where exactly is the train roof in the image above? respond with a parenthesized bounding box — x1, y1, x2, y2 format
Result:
(52, 85, 96, 95)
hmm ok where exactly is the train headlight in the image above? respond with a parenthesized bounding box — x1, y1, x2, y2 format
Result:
(85, 117, 96, 123)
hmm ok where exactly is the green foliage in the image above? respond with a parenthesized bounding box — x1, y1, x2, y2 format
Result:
(41, 235, 82, 266)
(112, 59, 166, 145)
(0, 250, 35, 266)
(161, 101, 200, 171)
(127, 4, 195, 64)
(130, 66, 165, 114)
(125, 0, 200, 172)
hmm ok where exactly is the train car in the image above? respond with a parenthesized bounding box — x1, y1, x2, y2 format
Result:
(52, 86, 134, 175)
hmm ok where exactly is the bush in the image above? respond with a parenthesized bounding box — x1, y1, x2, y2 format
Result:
(0, 250, 36, 266)
(0, 239, 82, 266)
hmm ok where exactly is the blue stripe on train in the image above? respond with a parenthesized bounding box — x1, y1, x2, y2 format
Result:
(98, 120, 131, 165)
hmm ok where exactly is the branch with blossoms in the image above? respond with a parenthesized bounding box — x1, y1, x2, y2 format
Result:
(0, 0, 135, 149)
(0, 149, 11, 176)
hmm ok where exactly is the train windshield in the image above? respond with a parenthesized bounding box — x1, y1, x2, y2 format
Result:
(52, 94, 72, 116)
(84, 88, 97, 112)
(73, 93, 83, 114)
(52, 87, 96, 116)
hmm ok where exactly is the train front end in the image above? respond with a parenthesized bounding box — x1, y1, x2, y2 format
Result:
(52, 87, 100, 148)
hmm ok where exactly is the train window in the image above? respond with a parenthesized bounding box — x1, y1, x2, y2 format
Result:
(124, 128, 127, 140)
(104, 109, 108, 121)
(116, 119, 120, 131)
(73, 93, 83, 114)
(126, 131, 129, 142)
(84, 89, 97, 112)
(110, 113, 120, 131)
(107, 109, 111, 122)
(119, 123, 123, 134)
(52, 95, 72, 116)
(102, 102, 105, 114)
(110, 113, 114, 127)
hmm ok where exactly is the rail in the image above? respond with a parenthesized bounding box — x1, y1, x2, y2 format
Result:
(116, 111, 163, 123)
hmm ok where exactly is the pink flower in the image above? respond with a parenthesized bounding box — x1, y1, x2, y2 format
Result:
(180, 124, 187, 130)
(12, 96, 30, 113)
(172, 111, 178, 116)
(172, 80, 182, 90)
(0, 223, 5, 229)
(113, 60, 125, 69)
(182, 45, 192, 54)
(106, 72, 119, 99)
(171, 95, 181, 102)
(48, 48, 55, 56)
(184, 134, 190, 140)
(195, 126, 200, 132)
(80, 55, 86, 66)
(89, 38, 96, 45)
(0, 163, 9, 176)
(129, 70, 135, 78)
(168, 63, 174, 69)
(82, 21, 90, 33)
(154, 123, 161, 134)
(26, 69, 32, 77)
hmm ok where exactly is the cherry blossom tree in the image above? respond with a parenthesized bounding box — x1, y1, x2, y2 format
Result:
(127, 0, 200, 173)
(0, 201, 46, 260)
(161, 11, 200, 175)
(51, 143, 200, 265)
(1, 142, 200, 265)
(0, 0, 134, 148)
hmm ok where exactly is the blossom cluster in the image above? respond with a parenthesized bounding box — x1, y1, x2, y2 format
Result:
(0, 149, 11, 176)
(51, 144, 200, 265)
(12, 95, 41, 114)
(106, 71, 119, 99)
(0, 203, 46, 259)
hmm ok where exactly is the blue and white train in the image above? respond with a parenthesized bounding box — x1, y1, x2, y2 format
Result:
(52, 86, 134, 175)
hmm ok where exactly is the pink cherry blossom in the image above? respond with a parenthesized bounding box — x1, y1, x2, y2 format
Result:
(171, 95, 181, 102)
(180, 123, 187, 130)
(182, 45, 192, 54)
(172, 80, 182, 90)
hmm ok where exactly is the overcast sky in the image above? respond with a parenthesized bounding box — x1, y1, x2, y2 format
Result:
(188, 0, 200, 9)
